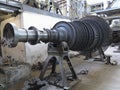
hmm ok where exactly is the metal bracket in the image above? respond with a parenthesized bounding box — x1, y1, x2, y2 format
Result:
(93, 47, 117, 65)
(39, 42, 78, 89)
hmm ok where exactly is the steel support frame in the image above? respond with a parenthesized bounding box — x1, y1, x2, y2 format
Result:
(39, 42, 78, 89)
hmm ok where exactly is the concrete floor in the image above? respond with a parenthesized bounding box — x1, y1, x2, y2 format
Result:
(72, 59, 120, 90)
(5, 56, 120, 90)
(2, 46, 120, 90)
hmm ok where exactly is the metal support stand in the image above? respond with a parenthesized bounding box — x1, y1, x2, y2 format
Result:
(98, 47, 106, 61)
(93, 47, 106, 62)
(39, 42, 78, 89)
(94, 47, 114, 65)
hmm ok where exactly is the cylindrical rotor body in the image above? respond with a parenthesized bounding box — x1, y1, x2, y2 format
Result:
(3, 16, 112, 51)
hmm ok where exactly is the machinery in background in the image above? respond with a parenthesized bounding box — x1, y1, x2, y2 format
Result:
(2, 16, 113, 89)
(23, 0, 39, 8)
(23, 0, 88, 19)
(23, 0, 63, 15)
(94, 0, 120, 52)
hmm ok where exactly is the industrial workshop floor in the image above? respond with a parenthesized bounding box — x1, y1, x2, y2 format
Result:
(4, 46, 120, 90)
(72, 58, 120, 90)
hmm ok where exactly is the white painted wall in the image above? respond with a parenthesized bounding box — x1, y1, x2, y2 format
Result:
(1, 11, 70, 65)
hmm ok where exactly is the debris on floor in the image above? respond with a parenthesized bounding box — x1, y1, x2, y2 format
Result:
(22, 78, 49, 90)
(77, 70, 89, 75)
(32, 62, 43, 70)
(0, 62, 32, 90)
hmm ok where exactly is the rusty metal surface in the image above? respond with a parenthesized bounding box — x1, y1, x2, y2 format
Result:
(0, 0, 22, 22)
